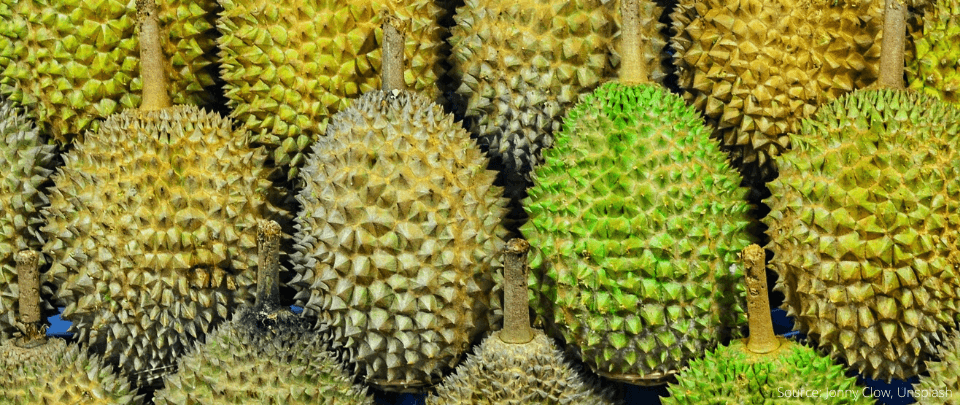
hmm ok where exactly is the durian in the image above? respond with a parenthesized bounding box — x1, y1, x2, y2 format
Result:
(914, 329, 960, 405)
(0, 100, 55, 340)
(154, 221, 372, 404)
(765, 0, 960, 381)
(0, 0, 219, 143)
(292, 19, 509, 391)
(41, 1, 286, 387)
(521, 0, 752, 382)
(664, 245, 874, 405)
(671, 0, 888, 179)
(217, 0, 449, 181)
(906, 0, 960, 103)
(449, 0, 665, 192)
(1, 250, 141, 405)
(427, 239, 619, 405)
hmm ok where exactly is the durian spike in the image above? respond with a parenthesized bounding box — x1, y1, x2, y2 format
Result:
(381, 15, 406, 92)
(14, 250, 44, 347)
(878, 0, 907, 90)
(742, 244, 779, 354)
(136, 0, 172, 110)
(501, 238, 533, 344)
(256, 220, 282, 307)
(620, 0, 648, 85)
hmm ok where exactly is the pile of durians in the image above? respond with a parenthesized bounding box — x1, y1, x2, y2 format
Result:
(0, 0, 959, 403)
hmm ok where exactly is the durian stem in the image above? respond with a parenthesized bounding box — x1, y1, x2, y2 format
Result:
(381, 15, 406, 92)
(500, 238, 534, 344)
(137, 0, 172, 110)
(15, 250, 44, 346)
(620, 0, 648, 85)
(743, 244, 779, 354)
(256, 220, 281, 307)
(877, 0, 906, 90)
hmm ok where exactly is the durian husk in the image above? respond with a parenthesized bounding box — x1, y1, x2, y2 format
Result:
(522, 81, 752, 382)
(906, 0, 960, 103)
(671, 0, 890, 180)
(217, 0, 450, 181)
(449, 0, 665, 193)
(0, 100, 55, 341)
(663, 338, 875, 404)
(0, 0, 219, 143)
(42, 105, 288, 387)
(0, 338, 142, 404)
(426, 330, 620, 405)
(766, 88, 960, 381)
(292, 89, 509, 391)
(914, 329, 960, 405)
(154, 303, 373, 404)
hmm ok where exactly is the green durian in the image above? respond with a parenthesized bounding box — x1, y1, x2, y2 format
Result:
(907, 0, 960, 103)
(522, 1, 751, 382)
(41, 2, 287, 387)
(217, 0, 449, 181)
(765, 1, 960, 381)
(914, 329, 960, 405)
(0, 0, 219, 143)
(0, 100, 55, 341)
(449, 0, 665, 190)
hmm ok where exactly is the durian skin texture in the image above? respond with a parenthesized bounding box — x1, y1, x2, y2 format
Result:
(293, 90, 509, 390)
(0, 0, 218, 144)
(671, 0, 886, 179)
(907, 0, 960, 103)
(765, 89, 960, 381)
(914, 330, 960, 405)
(427, 329, 620, 405)
(0, 338, 140, 404)
(154, 305, 373, 404)
(449, 0, 665, 186)
(663, 339, 873, 405)
(0, 100, 55, 340)
(218, 0, 448, 181)
(522, 82, 752, 378)
(42, 105, 287, 387)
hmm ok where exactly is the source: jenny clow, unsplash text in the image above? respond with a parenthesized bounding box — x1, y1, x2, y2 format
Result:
(777, 386, 954, 401)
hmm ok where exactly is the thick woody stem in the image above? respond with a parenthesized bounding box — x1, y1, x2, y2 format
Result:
(500, 238, 534, 344)
(381, 15, 406, 92)
(16, 250, 44, 345)
(877, 0, 906, 89)
(620, 0, 648, 85)
(137, 0, 172, 110)
(743, 244, 779, 354)
(256, 220, 282, 306)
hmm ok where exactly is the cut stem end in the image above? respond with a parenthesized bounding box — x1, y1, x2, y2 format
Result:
(500, 238, 534, 344)
(743, 244, 779, 354)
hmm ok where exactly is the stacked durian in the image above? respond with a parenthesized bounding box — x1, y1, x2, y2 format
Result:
(449, 0, 665, 197)
(671, 0, 888, 180)
(0, 100, 55, 341)
(1, 250, 141, 404)
(664, 245, 874, 404)
(427, 239, 618, 404)
(154, 221, 372, 404)
(522, 0, 752, 383)
(0, 0, 218, 143)
(907, 0, 960, 102)
(41, 0, 286, 387)
(291, 16, 509, 391)
(217, 0, 450, 180)
(913, 329, 960, 404)
(766, 0, 960, 381)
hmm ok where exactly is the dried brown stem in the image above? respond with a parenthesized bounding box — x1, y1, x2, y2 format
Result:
(743, 244, 779, 354)
(137, 0, 172, 110)
(878, 0, 906, 90)
(256, 220, 282, 306)
(500, 238, 534, 344)
(620, 0, 648, 85)
(15, 250, 44, 346)
(381, 15, 406, 92)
